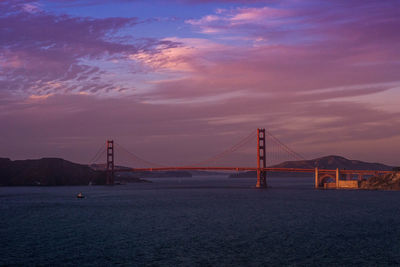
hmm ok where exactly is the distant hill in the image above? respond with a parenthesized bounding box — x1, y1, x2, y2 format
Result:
(273, 155, 392, 170)
(90, 163, 192, 179)
(230, 155, 393, 178)
(188, 170, 231, 176)
(0, 158, 106, 186)
(90, 164, 230, 178)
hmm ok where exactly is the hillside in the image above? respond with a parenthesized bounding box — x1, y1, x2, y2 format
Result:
(90, 163, 192, 179)
(90, 164, 231, 178)
(230, 155, 393, 178)
(360, 172, 400, 190)
(0, 158, 106, 186)
(274, 155, 392, 170)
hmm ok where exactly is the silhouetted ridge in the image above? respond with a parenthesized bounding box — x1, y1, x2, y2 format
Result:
(0, 157, 106, 186)
(272, 155, 392, 170)
(90, 163, 192, 178)
(230, 155, 393, 178)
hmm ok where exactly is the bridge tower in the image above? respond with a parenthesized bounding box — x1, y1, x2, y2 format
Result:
(106, 140, 114, 185)
(256, 128, 267, 188)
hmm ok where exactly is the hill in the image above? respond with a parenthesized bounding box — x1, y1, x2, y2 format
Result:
(360, 172, 400, 190)
(274, 155, 392, 170)
(90, 163, 192, 179)
(90, 164, 231, 178)
(230, 155, 393, 178)
(0, 158, 106, 186)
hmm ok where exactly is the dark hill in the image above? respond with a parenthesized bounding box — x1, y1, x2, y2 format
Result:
(230, 155, 393, 178)
(274, 155, 392, 170)
(91, 164, 231, 178)
(0, 158, 106, 186)
(90, 163, 192, 178)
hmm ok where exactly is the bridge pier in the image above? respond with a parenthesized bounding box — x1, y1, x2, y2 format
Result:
(256, 169, 267, 188)
(336, 168, 339, 189)
(315, 167, 319, 188)
(256, 128, 267, 188)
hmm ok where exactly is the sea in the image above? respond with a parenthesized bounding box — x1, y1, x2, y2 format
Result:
(1, 176, 400, 266)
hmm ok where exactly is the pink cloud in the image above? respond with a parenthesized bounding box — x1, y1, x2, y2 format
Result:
(1, 87, 400, 166)
(1, 0, 400, 166)
(130, 37, 227, 73)
(0, 1, 179, 96)
(186, 0, 400, 50)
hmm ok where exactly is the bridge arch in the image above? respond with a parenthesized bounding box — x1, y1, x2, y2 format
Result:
(319, 174, 336, 186)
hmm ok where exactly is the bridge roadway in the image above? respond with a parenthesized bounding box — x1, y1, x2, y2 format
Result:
(114, 167, 394, 175)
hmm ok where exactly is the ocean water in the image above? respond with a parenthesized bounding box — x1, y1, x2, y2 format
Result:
(1, 176, 400, 266)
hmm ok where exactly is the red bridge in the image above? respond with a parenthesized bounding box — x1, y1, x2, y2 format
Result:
(89, 128, 394, 189)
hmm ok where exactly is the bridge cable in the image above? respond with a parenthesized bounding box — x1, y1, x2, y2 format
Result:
(190, 129, 256, 167)
(265, 130, 314, 168)
(265, 131, 306, 161)
(114, 142, 166, 168)
(88, 143, 106, 165)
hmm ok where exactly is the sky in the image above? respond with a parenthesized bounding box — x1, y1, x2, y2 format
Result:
(1, 0, 400, 167)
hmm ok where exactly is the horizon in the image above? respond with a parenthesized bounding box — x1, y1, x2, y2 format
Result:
(2, 154, 396, 169)
(1, 0, 400, 166)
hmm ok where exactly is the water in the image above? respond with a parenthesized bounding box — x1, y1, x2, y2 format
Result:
(1, 176, 400, 266)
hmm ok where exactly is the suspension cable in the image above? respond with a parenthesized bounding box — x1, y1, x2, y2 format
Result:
(265, 131, 306, 160)
(191, 129, 256, 166)
(88, 143, 106, 165)
(115, 142, 166, 168)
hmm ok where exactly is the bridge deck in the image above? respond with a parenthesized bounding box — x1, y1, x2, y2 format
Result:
(114, 167, 394, 175)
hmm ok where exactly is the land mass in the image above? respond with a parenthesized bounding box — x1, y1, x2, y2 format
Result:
(0, 155, 397, 187)
(90, 163, 193, 180)
(0, 157, 106, 186)
(0, 158, 227, 186)
(0, 158, 153, 186)
(230, 155, 400, 190)
(90, 164, 231, 180)
(360, 172, 400, 190)
(230, 155, 394, 178)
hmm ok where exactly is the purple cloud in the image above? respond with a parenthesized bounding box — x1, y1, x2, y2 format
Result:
(0, 0, 178, 96)
(1, 87, 400, 166)
(186, 0, 400, 48)
(45, 0, 277, 5)
(1, 0, 399, 166)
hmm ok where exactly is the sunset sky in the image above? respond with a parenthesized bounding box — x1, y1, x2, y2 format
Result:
(1, 0, 399, 167)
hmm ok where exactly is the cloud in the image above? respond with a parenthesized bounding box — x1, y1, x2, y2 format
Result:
(45, 0, 277, 5)
(130, 37, 226, 73)
(0, 0, 178, 96)
(186, 0, 400, 48)
(146, 0, 400, 104)
(1, 0, 400, 166)
(1, 86, 400, 166)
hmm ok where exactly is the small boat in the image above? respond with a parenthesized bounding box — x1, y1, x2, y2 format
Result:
(77, 192, 85, 199)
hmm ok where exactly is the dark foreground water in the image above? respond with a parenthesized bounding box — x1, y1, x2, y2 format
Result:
(1, 176, 400, 266)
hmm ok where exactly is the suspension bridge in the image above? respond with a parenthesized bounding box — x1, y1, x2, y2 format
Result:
(89, 128, 394, 189)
